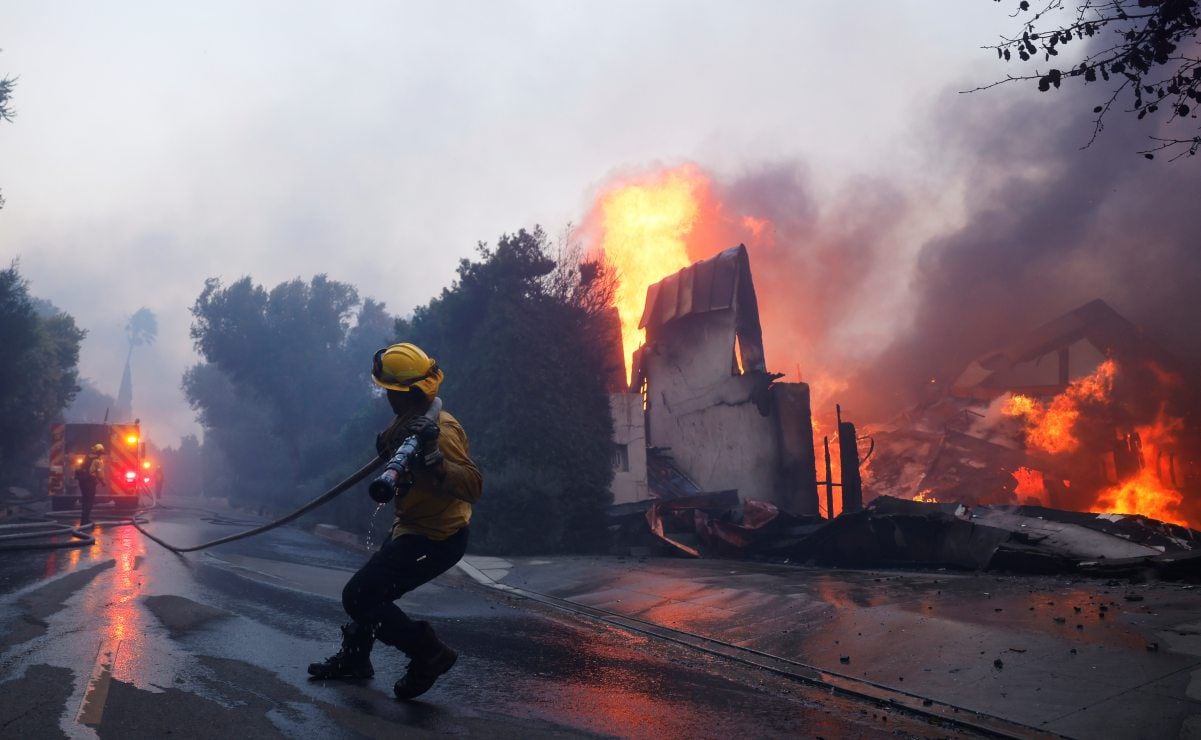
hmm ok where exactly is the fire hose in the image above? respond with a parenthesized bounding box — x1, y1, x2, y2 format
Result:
(134, 398, 443, 553)
(0, 458, 386, 554)
(0, 503, 153, 551)
(0, 400, 444, 554)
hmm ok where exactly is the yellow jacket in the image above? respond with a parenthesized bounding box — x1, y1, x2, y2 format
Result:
(381, 409, 483, 540)
(84, 455, 105, 485)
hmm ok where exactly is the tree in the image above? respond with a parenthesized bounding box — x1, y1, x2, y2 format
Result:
(181, 234, 621, 551)
(0, 264, 85, 486)
(399, 227, 619, 554)
(65, 379, 117, 423)
(0, 53, 15, 210)
(158, 434, 206, 499)
(115, 307, 157, 420)
(185, 275, 394, 510)
(984, 0, 1201, 158)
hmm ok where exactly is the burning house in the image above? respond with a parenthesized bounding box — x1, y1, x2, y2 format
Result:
(867, 299, 1200, 529)
(590, 166, 1200, 573)
(609, 245, 820, 515)
(606, 279, 1201, 574)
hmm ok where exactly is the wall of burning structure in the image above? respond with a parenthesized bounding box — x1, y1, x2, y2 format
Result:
(612, 245, 820, 515)
(608, 392, 648, 505)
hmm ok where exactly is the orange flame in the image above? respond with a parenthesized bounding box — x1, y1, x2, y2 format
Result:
(594, 166, 705, 382)
(1012, 466, 1051, 506)
(912, 488, 939, 503)
(1096, 414, 1187, 526)
(1003, 359, 1190, 527)
(1002, 360, 1117, 455)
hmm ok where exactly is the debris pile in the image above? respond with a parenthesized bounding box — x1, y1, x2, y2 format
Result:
(793, 496, 1201, 578)
(612, 494, 1201, 581)
(866, 300, 1200, 528)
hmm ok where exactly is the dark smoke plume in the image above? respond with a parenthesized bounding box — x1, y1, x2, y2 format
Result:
(856, 81, 1201, 419)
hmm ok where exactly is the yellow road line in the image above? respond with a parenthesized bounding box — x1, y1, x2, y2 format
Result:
(76, 638, 121, 726)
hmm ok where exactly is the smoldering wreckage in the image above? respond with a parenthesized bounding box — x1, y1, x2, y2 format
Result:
(603, 246, 1201, 581)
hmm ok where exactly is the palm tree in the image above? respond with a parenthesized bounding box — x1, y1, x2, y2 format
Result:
(114, 308, 157, 420)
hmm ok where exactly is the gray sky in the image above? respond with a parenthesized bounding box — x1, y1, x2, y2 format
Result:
(2, 1, 1011, 446)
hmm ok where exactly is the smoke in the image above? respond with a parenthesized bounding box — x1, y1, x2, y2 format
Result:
(857, 80, 1201, 419)
(717, 165, 911, 394)
(578, 160, 912, 415)
(584, 61, 1201, 428)
(687, 79, 1201, 424)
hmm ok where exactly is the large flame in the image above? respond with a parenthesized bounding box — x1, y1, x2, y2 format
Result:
(1002, 360, 1116, 455)
(594, 166, 705, 383)
(1096, 414, 1187, 526)
(1001, 359, 1190, 527)
(588, 163, 865, 515)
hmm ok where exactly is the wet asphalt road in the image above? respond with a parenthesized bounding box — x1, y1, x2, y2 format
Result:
(0, 502, 966, 739)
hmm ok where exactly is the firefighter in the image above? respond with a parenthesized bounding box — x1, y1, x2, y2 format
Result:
(153, 465, 164, 501)
(76, 444, 106, 526)
(308, 342, 483, 700)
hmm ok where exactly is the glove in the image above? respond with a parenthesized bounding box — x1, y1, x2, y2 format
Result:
(376, 417, 411, 459)
(375, 430, 394, 459)
(404, 415, 444, 470)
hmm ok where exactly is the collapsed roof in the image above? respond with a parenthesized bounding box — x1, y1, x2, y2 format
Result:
(952, 299, 1179, 399)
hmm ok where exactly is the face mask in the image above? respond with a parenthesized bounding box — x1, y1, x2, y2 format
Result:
(387, 389, 425, 416)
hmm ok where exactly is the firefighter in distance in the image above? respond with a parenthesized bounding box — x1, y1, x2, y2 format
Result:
(75, 444, 106, 526)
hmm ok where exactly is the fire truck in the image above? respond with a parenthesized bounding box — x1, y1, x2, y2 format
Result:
(48, 421, 152, 512)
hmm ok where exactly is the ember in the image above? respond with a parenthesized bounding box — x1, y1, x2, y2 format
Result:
(913, 489, 939, 504)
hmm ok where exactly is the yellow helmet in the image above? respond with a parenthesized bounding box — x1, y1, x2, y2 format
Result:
(91, 444, 105, 454)
(371, 343, 443, 401)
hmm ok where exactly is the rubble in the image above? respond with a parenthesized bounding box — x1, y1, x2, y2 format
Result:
(611, 493, 1201, 580)
(867, 300, 1198, 512)
(795, 496, 1201, 578)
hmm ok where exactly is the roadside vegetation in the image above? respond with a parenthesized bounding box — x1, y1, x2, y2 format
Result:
(184, 227, 619, 554)
(0, 264, 85, 489)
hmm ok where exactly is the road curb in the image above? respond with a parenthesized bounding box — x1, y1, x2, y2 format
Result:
(455, 557, 1061, 740)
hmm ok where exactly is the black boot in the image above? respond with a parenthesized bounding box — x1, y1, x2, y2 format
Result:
(308, 622, 375, 680)
(393, 621, 457, 700)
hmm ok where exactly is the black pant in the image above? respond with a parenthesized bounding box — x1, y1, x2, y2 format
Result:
(341, 527, 468, 653)
(79, 482, 97, 524)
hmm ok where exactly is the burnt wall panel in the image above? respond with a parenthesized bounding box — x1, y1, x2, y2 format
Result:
(645, 308, 782, 504)
(708, 251, 737, 311)
(609, 392, 649, 504)
(691, 256, 717, 314)
(772, 382, 819, 515)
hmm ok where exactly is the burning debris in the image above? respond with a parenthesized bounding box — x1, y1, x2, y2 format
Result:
(868, 299, 1200, 529)
(792, 495, 1201, 580)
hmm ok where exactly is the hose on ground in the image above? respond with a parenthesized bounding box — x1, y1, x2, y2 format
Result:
(131, 456, 383, 553)
(0, 502, 153, 551)
(0, 456, 382, 554)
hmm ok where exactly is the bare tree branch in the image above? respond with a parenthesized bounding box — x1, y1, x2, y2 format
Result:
(977, 0, 1201, 159)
